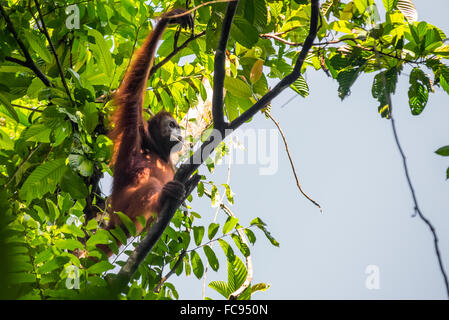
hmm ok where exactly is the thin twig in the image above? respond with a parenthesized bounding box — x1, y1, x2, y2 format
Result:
(150, 31, 206, 77)
(11, 104, 43, 113)
(374, 49, 449, 299)
(154, 250, 186, 293)
(204, 188, 254, 299)
(202, 152, 235, 299)
(260, 32, 419, 65)
(265, 111, 322, 212)
(33, 0, 73, 104)
(390, 113, 449, 299)
(156, 0, 238, 20)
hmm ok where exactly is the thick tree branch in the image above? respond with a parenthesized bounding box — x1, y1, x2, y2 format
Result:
(0, 4, 51, 87)
(33, 0, 73, 104)
(112, 0, 320, 294)
(212, 1, 238, 131)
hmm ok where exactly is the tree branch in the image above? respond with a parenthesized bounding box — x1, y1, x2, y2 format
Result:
(374, 49, 449, 299)
(149, 30, 206, 77)
(229, 0, 319, 130)
(212, 1, 238, 131)
(154, 250, 186, 293)
(112, 0, 320, 294)
(33, 0, 73, 104)
(265, 110, 322, 212)
(261, 33, 419, 65)
(0, 4, 51, 87)
(203, 188, 253, 300)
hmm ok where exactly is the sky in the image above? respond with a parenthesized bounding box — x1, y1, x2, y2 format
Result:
(102, 0, 449, 299)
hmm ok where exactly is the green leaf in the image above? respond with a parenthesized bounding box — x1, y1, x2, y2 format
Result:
(224, 76, 252, 99)
(231, 17, 260, 48)
(46, 198, 60, 222)
(208, 223, 220, 240)
(88, 29, 113, 76)
(190, 250, 204, 279)
(228, 256, 247, 293)
(222, 216, 239, 235)
(197, 181, 204, 197)
(439, 65, 449, 95)
(54, 239, 84, 251)
(19, 158, 68, 203)
(9, 273, 36, 284)
(231, 234, 250, 257)
(203, 245, 219, 271)
(244, 228, 256, 245)
(86, 219, 98, 230)
(218, 238, 235, 262)
(193, 226, 205, 246)
(22, 124, 52, 143)
(435, 146, 449, 156)
(86, 229, 112, 247)
(38, 256, 69, 274)
(0, 92, 19, 122)
(244, 0, 267, 33)
(222, 183, 234, 204)
(250, 217, 279, 247)
(60, 169, 88, 200)
(382, 0, 397, 12)
(251, 282, 270, 294)
(23, 31, 52, 63)
(114, 211, 136, 237)
(408, 68, 431, 115)
(110, 226, 128, 246)
(60, 224, 85, 238)
(87, 261, 114, 274)
(337, 69, 360, 100)
(208, 281, 230, 298)
(372, 68, 399, 118)
(68, 154, 94, 177)
(290, 75, 309, 98)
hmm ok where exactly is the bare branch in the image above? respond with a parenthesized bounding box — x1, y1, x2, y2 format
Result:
(374, 49, 449, 299)
(265, 111, 322, 212)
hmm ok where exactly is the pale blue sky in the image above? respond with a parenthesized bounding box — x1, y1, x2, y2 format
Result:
(104, 0, 449, 299)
